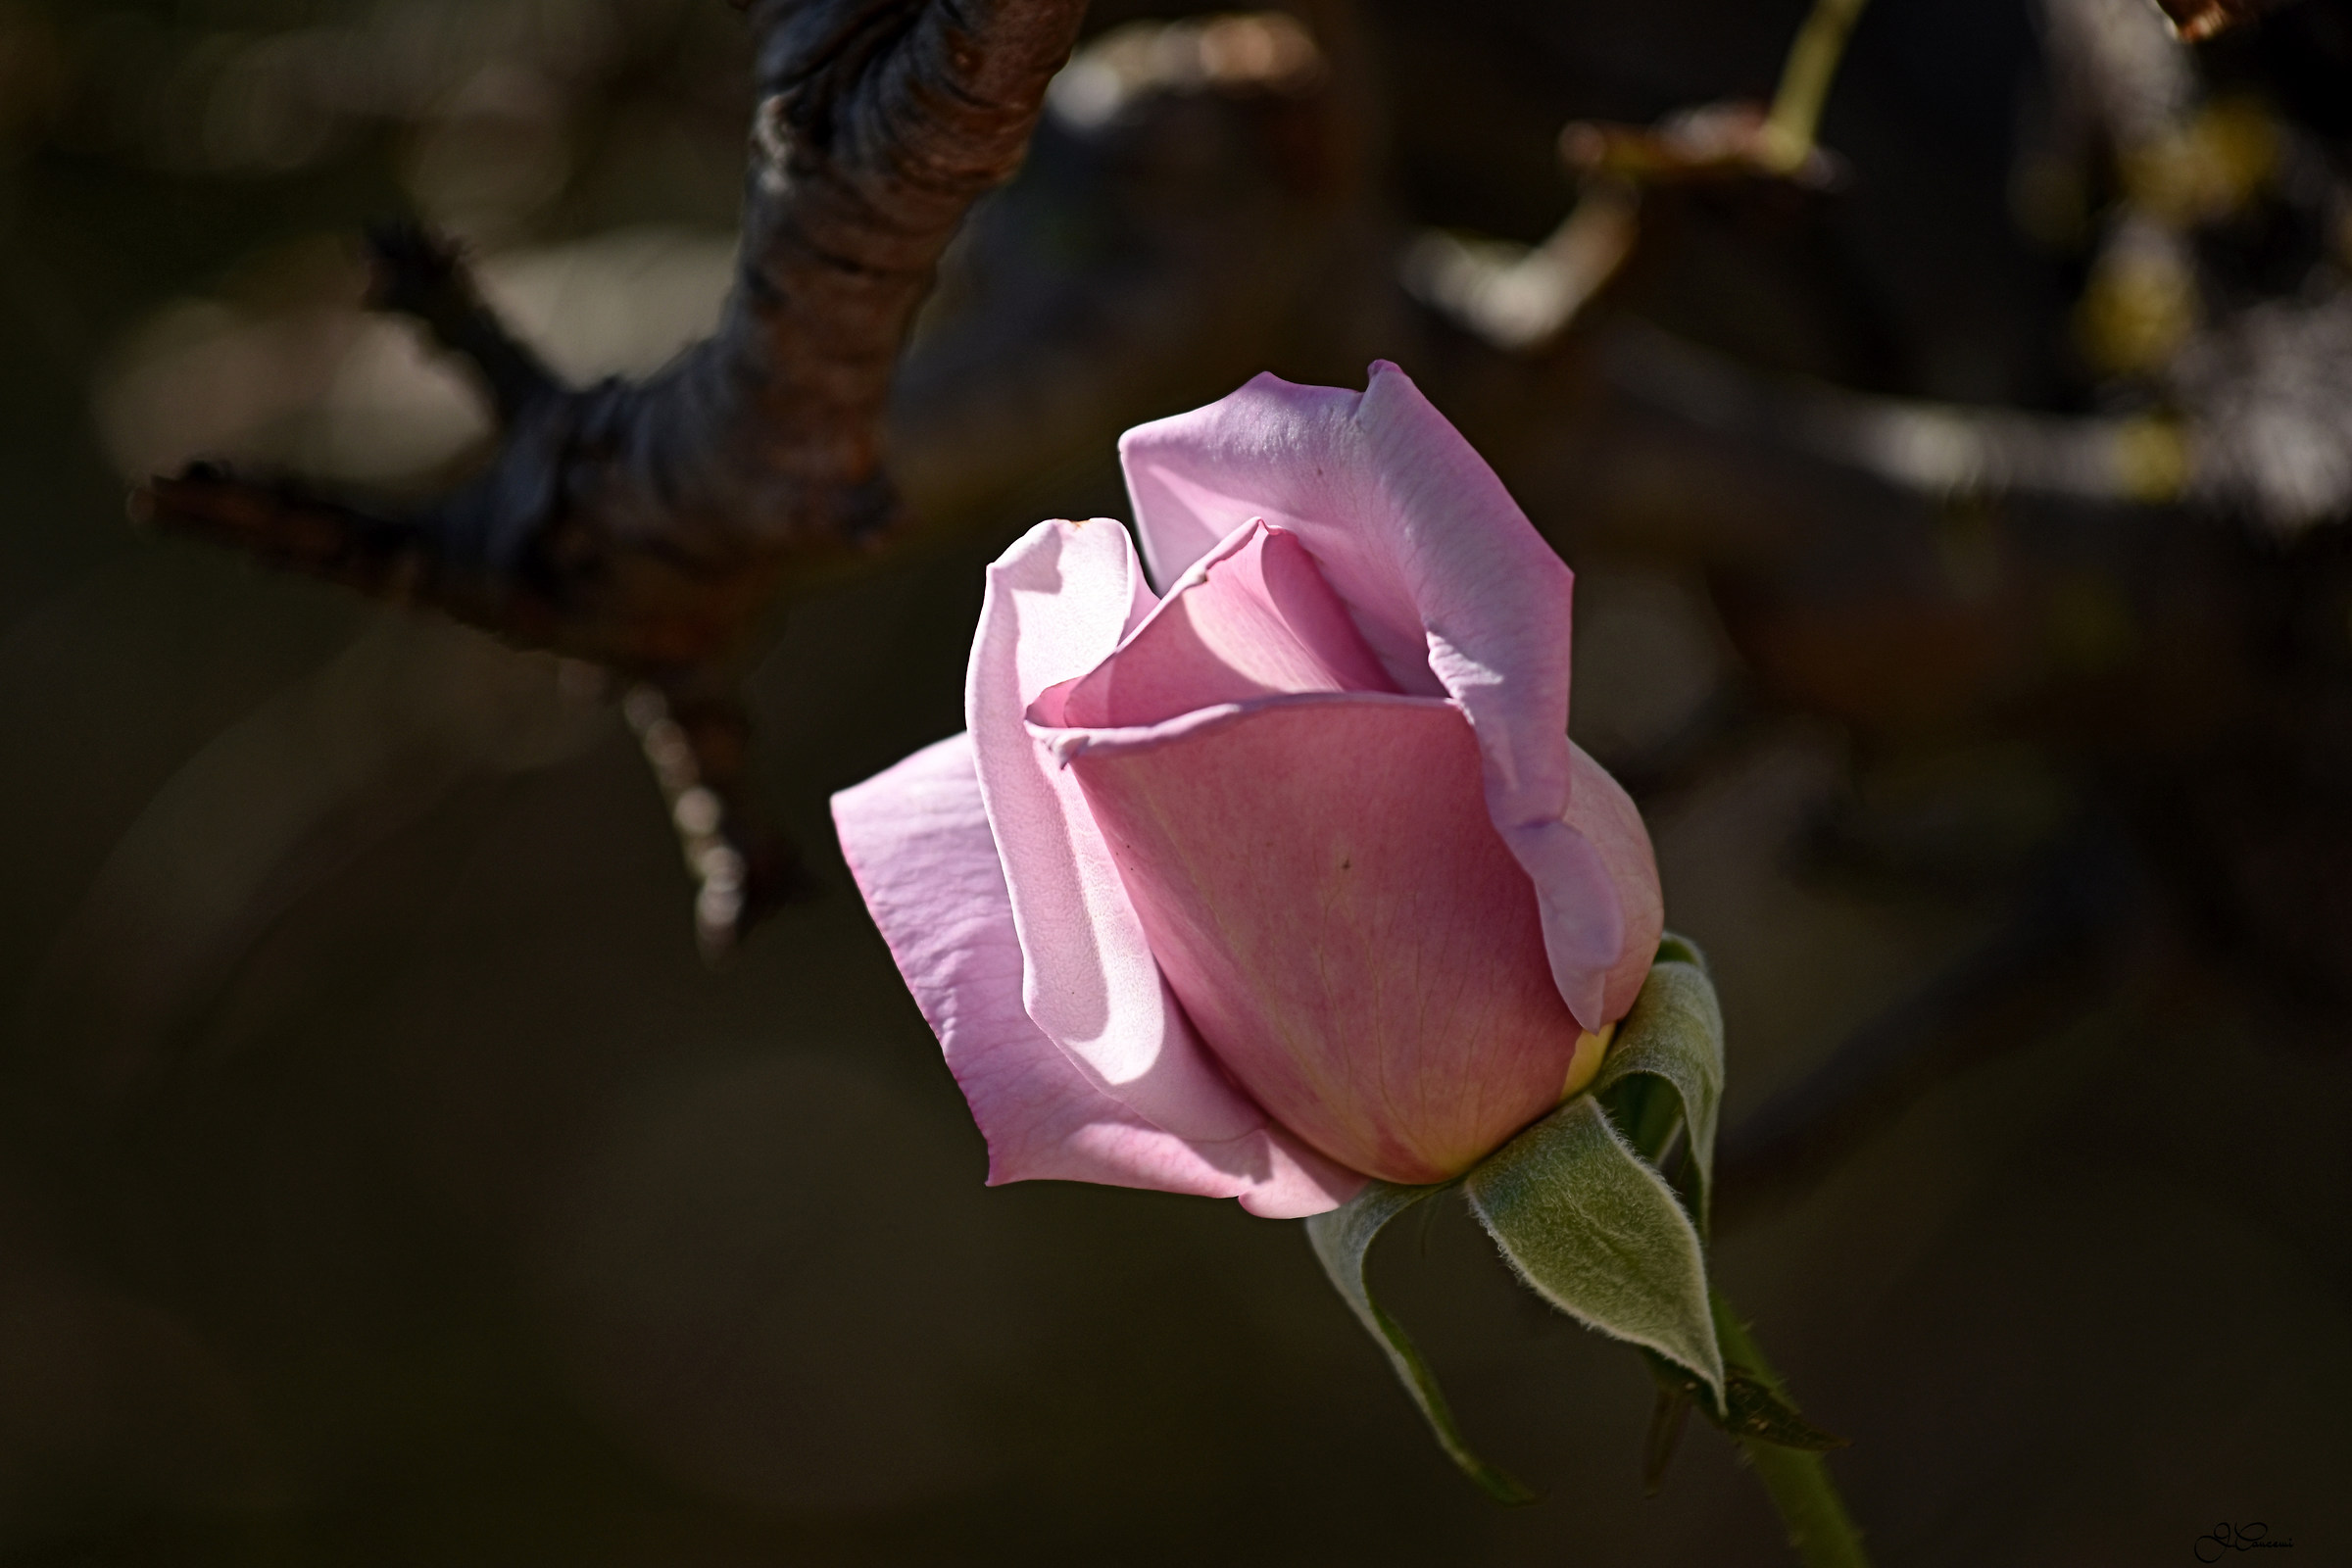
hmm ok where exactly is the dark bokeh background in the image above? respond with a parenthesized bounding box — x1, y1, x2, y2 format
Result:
(3, 0, 2349, 1563)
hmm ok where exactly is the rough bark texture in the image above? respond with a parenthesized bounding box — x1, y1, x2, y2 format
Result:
(132, 0, 1090, 947)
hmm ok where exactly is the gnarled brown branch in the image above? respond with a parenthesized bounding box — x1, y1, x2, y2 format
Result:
(131, 0, 1090, 950)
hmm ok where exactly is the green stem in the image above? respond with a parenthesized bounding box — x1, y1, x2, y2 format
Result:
(1711, 1292, 1871, 1568)
(1762, 0, 1872, 171)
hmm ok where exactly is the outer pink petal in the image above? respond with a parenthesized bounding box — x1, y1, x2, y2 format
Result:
(1059, 692, 1591, 1186)
(965, 518, 1273, 1144)
(832, 731, 1363, 1216)
(1569, 740, 1667, 1023)
(1118, 363, 1640, 1029)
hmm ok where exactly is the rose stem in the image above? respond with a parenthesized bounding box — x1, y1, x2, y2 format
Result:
(1712, 1291, 1872, 1568)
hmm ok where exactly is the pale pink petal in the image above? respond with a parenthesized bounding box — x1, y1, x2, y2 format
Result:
(1057, 519, 1397, 730)
(1236, 1128, 1367, 1218)
(1118, 363, 1641, 1029)
(1570, 740, 1666, 1023)
(965, 518, 1267, 1144)
(833, 731, 1363, 1214)
(1060, 692, 1590, 1186)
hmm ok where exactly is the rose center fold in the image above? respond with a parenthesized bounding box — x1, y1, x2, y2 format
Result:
(1051, 520, 1401, 728)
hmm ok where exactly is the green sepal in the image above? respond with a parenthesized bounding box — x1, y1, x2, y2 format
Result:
(1306, 936, 1754, 1497)
(1464, 1095, 1726, 1407)
(1592, 936, 1724, 1234)
(1654, 932, 1709, 970)
(1305, 1181, 1537, 1503)
(1637, 1289, 1848, 1479)
(1642, 1348, 1847, 1452)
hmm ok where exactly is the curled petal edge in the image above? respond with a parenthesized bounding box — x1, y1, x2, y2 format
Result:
(832, 730, 1363, 1217)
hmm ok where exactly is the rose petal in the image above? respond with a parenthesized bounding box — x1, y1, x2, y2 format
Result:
(1057, 519, 1397, 730)
(1569, 739, 1666, 1023)
(965, 518, 1270, 1144)
(1062, 692, 1590, 1185)
(1119, 362, 1640, 1028)
(833, 731, 1363, 1215)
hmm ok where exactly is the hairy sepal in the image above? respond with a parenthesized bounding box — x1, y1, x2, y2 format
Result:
(1304, 1181, 1535, 1503)
(1464, 1094, 1725, 1409)
(1593, 935, 1724, 1233)
(1309, 938, 1773, 1493)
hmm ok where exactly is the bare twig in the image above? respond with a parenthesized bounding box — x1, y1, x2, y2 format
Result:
(364, 220, 560, 424)
(1597, 288, 2352, 534)
(1594, 323, 2195, 507)
(1407, 0, 1868, 356)
(1399, 179, 1640, 352)
(131, 0, 1090, 946)
(1761, 0, 1872, 172)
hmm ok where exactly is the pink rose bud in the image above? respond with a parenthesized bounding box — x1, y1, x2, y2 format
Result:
(833, 363, 1663, 1212)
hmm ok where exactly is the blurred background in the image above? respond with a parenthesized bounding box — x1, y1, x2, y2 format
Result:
(3, 0, 2350, 1561)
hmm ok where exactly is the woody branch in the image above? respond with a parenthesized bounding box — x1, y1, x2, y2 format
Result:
(129, 0, 1091, 949)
